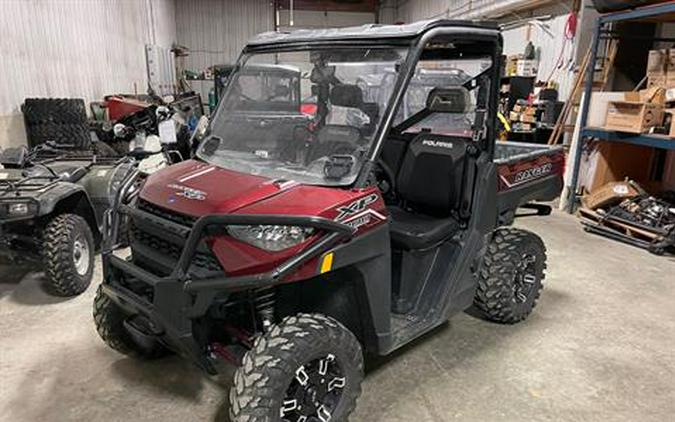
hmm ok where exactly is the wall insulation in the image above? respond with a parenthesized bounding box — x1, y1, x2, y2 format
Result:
(175, 0, 274, 102)
(175, 1, 376, 102)
(502, 10, 578, 99)
(394, 0, 562, 23)
(392, 0, 578, 99)
(276, 10, 375, 31)
(0, 0, 176, 148)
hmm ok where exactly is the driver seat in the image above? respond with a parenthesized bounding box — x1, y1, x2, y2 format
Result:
(388, 133, 468, 250)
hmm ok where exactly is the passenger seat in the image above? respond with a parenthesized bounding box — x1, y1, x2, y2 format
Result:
(388, 134, 470, 249)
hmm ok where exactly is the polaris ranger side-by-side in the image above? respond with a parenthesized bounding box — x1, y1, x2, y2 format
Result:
(94, 20, 564, 421)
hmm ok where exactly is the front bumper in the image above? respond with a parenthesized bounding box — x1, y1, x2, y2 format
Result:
(0, 224, 41, 264)
(101, 202, 354, 373)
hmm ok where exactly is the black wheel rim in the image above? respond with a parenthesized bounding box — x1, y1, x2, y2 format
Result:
(513, 253, 538, 304)
(281, 354, 346, 422)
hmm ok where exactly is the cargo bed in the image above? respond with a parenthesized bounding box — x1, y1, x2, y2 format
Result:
(494, 141, 565, 221)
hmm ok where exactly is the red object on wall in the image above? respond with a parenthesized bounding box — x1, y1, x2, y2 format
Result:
(105, 96, 150, 121)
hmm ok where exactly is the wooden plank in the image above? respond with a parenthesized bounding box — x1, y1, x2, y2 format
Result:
(577, 207, 660, 240)
(548, 48, 592, 145)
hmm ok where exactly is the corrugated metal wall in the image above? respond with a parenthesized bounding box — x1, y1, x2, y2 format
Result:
(500, 1, 577, 100)
(175, 0, 273, 101)
(0, 0, 176, 148)
(393, 0, 577, 99)
(394, 0, 561, 22)
(176, 1, 378, 102)
(277, 10, 375, 31)
(395, 0, 461, 23)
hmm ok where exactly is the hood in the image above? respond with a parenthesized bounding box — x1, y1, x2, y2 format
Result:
(139, 159, 366, 219)
(139, 160, 293, 216)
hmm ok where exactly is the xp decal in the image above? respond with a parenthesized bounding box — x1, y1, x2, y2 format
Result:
(335, 193, 379, 221)
(341, 209, 387, 230)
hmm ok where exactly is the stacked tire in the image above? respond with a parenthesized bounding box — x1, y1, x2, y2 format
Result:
(22, 98, 90, 149)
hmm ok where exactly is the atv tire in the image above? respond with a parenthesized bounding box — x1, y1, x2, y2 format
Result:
(473, 228, 547, 324)
(42, 214, 95, 297)
(22, 98, 87, 125)
(230, 313, 364, 422)
(26, 122, 91, 149)
(93, 285, 168, 359)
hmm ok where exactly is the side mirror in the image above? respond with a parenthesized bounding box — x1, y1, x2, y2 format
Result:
(426, 87, 471, 113)
(200, 135, 222, 156)
(0, 147, 28, 168)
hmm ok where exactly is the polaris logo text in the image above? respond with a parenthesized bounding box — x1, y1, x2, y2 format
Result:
(422, 140, 454, 149)
(168, 184, 207, 201)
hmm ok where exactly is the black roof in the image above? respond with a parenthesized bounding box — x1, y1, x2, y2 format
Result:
(247, 19, 500, 48)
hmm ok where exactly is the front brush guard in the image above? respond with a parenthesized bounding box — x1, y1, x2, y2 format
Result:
(100, 172, 355, 373)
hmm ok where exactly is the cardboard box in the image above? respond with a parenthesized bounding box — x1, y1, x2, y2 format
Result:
(664, 108, 675, 137)
(667, 49, 675, 72)
(624, 86, 666, 104)
(648, 49, 668, 73)
(666, 87, 675, 102)
(583, 181, 640, 210)
(520, 113, 536, 123)
(604, 101, 663, 133)
(516, 59, 538, 77)
(589, 92, 626, 127)
(506, 55, 520, 76)
(648, 74, 667, 88)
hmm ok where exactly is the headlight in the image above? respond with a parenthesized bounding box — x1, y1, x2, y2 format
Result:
(0, 200, 38, 218)
(228, 225, 314, 252)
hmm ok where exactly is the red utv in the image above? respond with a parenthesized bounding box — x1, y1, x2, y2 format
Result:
(94, 20, 564, 421)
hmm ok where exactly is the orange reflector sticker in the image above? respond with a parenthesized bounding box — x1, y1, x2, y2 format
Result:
(320, 252, 334, 274)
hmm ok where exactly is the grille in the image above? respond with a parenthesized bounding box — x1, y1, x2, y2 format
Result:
(137, 199, 197, 227)
(131, 225, 223, 274)
(131, 200, 222, 277)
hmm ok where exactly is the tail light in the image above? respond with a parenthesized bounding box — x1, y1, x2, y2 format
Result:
(300, 103, 317, 116)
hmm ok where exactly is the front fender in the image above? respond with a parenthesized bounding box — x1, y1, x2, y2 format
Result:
(38, 183, 101, 239)
(37, 182, 89, 216)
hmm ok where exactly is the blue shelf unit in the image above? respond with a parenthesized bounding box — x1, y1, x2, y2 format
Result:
(566, 1, 675, 213)
(582, 128, 675, 151)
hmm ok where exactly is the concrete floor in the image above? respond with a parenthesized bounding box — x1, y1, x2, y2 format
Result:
(1, 210, 674, 422)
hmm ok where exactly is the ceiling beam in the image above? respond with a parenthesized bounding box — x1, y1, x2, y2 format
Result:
(276, 0, 378, 14)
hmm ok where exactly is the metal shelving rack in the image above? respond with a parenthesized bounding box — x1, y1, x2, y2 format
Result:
(566, 1, 675, 213)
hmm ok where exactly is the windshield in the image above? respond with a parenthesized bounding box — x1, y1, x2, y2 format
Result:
(198, 47, 408, 186)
